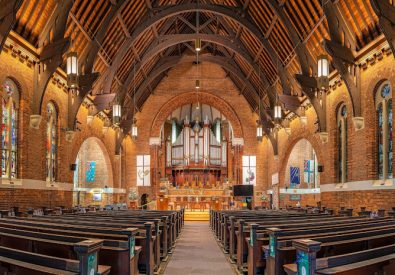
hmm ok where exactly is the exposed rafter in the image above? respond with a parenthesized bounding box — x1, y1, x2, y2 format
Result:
(323, 0, 362, 120)
(371, 0, 395, 56)
(118, 55, 272, 133)
(92, 3, 292, 107)
(31, 0, 73, 119)
(0, 0, 22, 53)
(67, 0, 127, 129)
(267, 0, 327, 132)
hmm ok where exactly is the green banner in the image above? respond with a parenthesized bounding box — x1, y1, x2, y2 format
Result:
(87, 253, 97, 275)
(269, 235, 276, 257)
(130, 236, 136, 258)
(297, 250, 310, 275)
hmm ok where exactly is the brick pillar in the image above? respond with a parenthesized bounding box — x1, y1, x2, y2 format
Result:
(232, 138, 244, 184)
(149, 137, 161, 198)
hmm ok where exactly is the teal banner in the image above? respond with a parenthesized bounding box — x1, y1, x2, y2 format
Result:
(297, 250, 310, 275)
(130, 236, 135, 258)
(269, 235, 276, 257)
(87, 253, 98, 275)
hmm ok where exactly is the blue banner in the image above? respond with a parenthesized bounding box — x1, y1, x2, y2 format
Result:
(290, 167, 300, 188)
(86, 161, 96, 183)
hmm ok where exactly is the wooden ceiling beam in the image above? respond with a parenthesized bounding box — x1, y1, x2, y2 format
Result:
(323, 0, 361, 118)
(371, 0, 395, 57)
(267, 0, 326, 131)
(31, 0, 73, 121)
(68, 0, 128, 129)
(119, 55, 272, 133)
(0, 0, 22, 53)
(95, 2, 292, 109)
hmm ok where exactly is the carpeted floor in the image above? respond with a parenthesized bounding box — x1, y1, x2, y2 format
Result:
(163, 221, 236, 275)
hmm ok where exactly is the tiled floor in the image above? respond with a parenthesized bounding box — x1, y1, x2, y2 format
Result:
(163, 221, 236, 275)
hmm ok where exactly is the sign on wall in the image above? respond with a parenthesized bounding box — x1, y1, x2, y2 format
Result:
(86, 161, 96, 183)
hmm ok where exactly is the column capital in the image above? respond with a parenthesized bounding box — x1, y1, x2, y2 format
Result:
(232, 137, 244, 146)
(149, 137, 161, 146)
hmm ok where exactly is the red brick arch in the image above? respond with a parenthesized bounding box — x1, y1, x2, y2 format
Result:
(278, 131, 324, 188)
(150, 91, 244, 137)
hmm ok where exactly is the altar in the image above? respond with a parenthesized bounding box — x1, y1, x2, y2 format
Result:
(157, 182, 232, 211)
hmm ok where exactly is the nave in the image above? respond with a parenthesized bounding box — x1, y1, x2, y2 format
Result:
(1, 0, 395, 274)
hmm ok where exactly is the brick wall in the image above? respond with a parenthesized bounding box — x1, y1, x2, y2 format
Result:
(1, 36, 395, 212)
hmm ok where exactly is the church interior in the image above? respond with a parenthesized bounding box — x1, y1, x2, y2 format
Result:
(0, 0, 395, 274)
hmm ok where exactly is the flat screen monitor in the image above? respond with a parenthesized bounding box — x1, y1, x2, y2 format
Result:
(93, 193, 102, 202)
(233, 185, 253, 197)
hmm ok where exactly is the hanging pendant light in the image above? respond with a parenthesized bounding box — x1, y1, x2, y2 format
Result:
(131, 118, 138, 140)
(67, 51, 79, 89)
(195, 79, 200, 89)
(274, 104, 282, 119)
(112, 99, 121, 125)
(256, 123, 263, 141)
(317, 54, 329, 90)
(195, 38, 201, 52)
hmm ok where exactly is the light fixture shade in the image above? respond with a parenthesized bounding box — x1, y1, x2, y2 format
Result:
(195, 79, 200, 89)
(195, 38, 201, 52)
(66, 52, 78, 88)
(317, 54, 329, 90)
(256, 124, 263, 140)
(274, 105, 282, 119)
(112, 103, 121, 124)
(131, 122, 138, 140)
(317, 54, 329, 77)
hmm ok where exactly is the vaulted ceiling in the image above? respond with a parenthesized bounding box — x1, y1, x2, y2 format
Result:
(7, 0, 387, 132)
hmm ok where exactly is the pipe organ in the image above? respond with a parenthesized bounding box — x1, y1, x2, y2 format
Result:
(166, 117, 228, 185)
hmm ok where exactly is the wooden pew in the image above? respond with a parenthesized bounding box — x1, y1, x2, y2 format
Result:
(284, 240, 395, 275)
(0, 239, 110, 275)
(0, 220, 141, 274)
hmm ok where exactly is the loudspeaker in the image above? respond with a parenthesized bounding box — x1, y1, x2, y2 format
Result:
(70, 164, 77, 171)
(318, 165, 324, 172)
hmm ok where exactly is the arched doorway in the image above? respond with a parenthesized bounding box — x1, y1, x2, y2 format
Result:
(73, 137, 113, 206)
(281, 139, 320, 208)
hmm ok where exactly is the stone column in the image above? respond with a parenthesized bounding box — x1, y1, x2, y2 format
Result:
(149, 137, 161, 198)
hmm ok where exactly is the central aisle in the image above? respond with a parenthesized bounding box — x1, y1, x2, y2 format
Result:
(163, 221, 236, 275)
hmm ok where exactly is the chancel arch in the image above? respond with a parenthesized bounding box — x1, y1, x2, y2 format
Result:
(150, 91, 243, 139)
(73, 137, 114, 206)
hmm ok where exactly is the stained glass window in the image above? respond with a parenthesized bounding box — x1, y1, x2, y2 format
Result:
(337, 104, 347, 183)
(1, 78, 19, 179)
(388, 99, 392, 179)
(376, 82, 392, 180)
(46, 103, 57, 182)
(378, 103, 384, 179)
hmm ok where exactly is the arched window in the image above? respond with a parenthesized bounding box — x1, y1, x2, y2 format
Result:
(2, 78, 19, 179)
(376, 82, 392, 180)
(46, 103, 58, 182)
(337, 104, 347, 183)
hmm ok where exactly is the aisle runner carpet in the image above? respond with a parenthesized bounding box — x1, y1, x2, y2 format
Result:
(163, 221, 235, 275)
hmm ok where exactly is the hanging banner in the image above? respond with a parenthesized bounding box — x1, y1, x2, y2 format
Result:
(86, 161, 96, 183)
(304, 160, 314, 184)
(290, 167, 300, 188)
